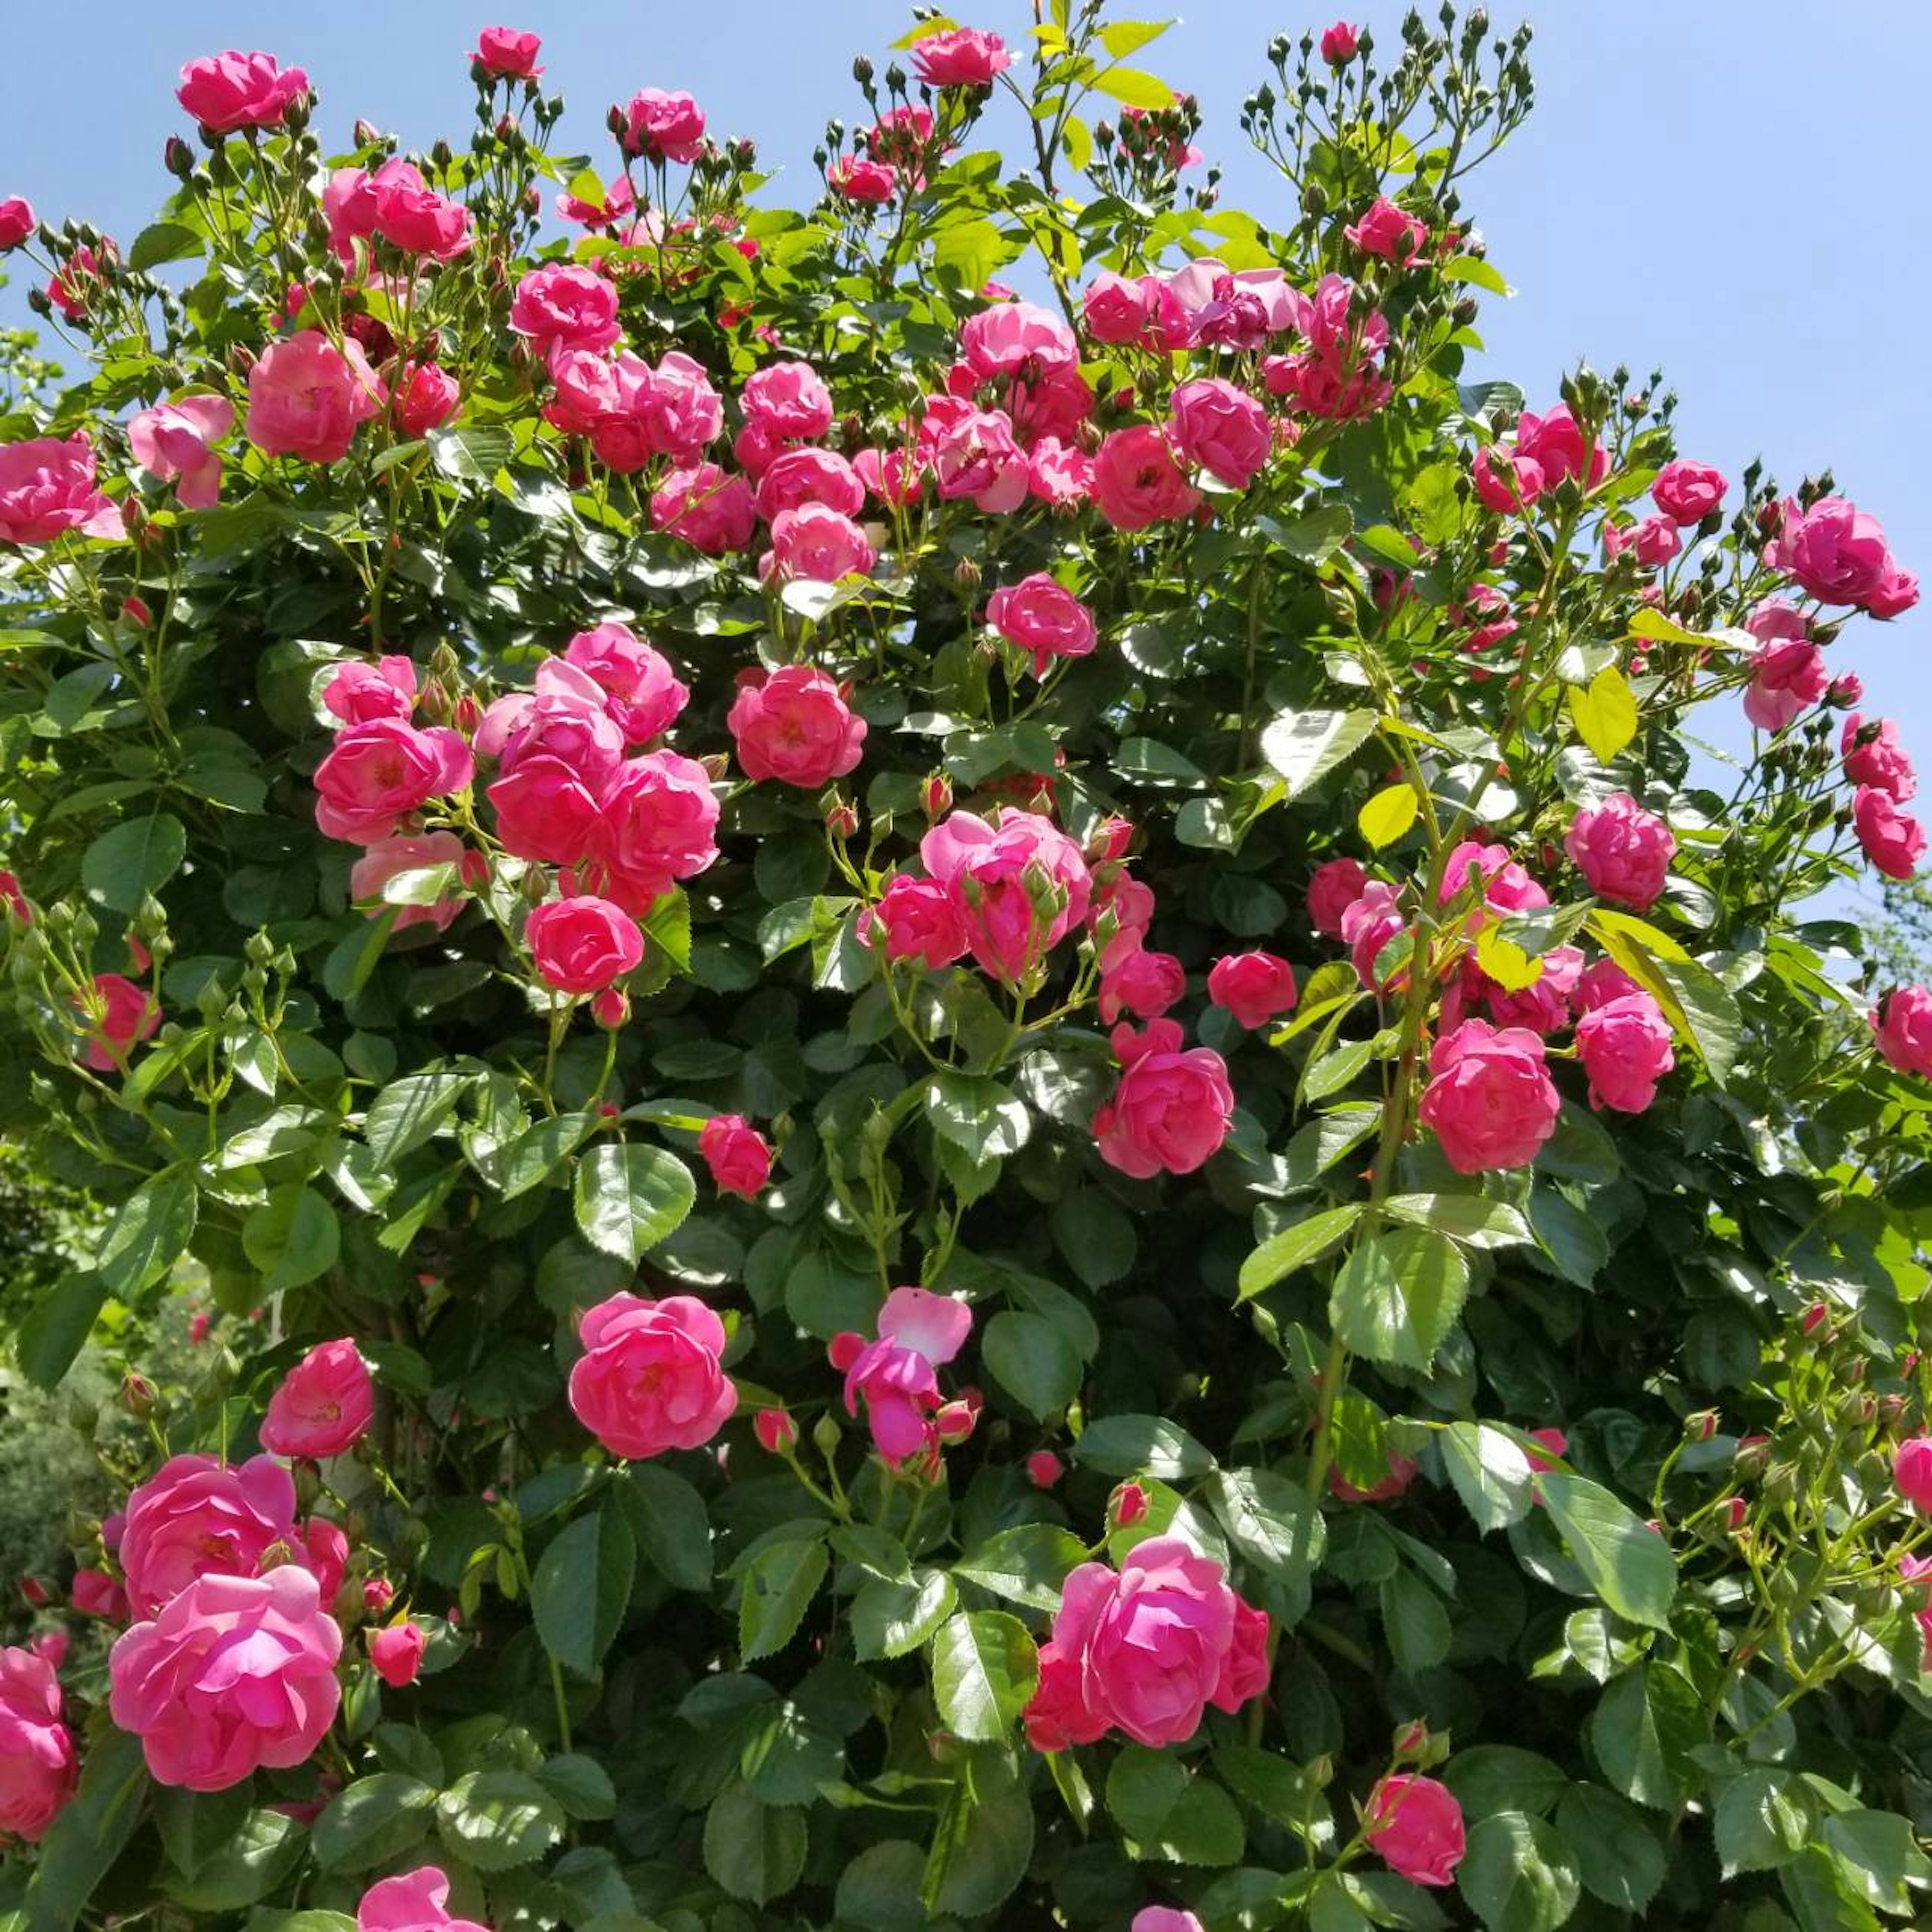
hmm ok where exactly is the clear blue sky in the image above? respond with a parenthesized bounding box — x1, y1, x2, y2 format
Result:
(3, 2, 1925, 928)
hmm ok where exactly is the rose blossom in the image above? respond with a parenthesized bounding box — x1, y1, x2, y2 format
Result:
(474, 27, 542, 77)
(1321, 20, 1361, 59)
(1418, 1019, 1561, 1173)
(741, 360, 834, 441)
(1363, 1776, 1466, 1887)
(1855, 787, 1926, 879)
(1633, 514, 1681, 567)
(1098, 943, 1187, 1024)
(754, 1409, 798, 1456)
(525, 897, 644, 994)
(72, 1569, 127, 1622)
(1896, 1437, 1932, 1512)
(509, 264, 621, 355)
(129, 396, 234, 511)
(922, 400, 1029, 514)
(47, 242, 113, 323)
(313, 718, 473, 844)
(1028, 437, 1092, 506)
(0, 1648, 76, 1841)
(1093, 425, 1202, 532)
(959, 300, 1078, 381)
(1208, 952, 1299, 1030)
(866, 875, 970, 969)
(755, 446, 865, 522)
(1767, 495, 1895, 606)
(1167, 258, 1294, 348)
(839, 1287, 973, 1466)
(1742, 639, 1827, 733)
(368, 1622, 426, 1688)
(910, 27, 1012, 86)
(623, 89, 706, 163)
(0, 435, 123, 544)
(74, 973, 160, 1072)
(1873, 986, 1932, 1080)
(488, 758, 601, 865)
(248, 332, 385, 463)
(0, 199, 33, 252)
(728, 665, 866, 788)
(568, 1293, 736, 1459)
(358, 1868, 491, 1932)
(1332, 1451, 1419, 1505)
(1841, 714, 1917, 802)
(1868, 562, 1920, 619)
(1094, 1019, 1235, 1179)
(764, 503, 876, 583)
(830, 154, 897, 202)
(1565, 792, 1675, 910)
(580, 750, 719, 911)
(117, 1453, 311, 1618)
(1342, 882, 1407, 990)
(698, 1114, 772, 1198)
(368, 162, 470, 260)
(920, 808, 1092, 980)
(110, 1566, 342, 1791)
(350, 833, 470, 941)
(392, 361, 460, 437)
(855, 444, 927, 506)
(1574, 990, 1675, 1113)
(1022, 1537, 1267, 1749)
(556, 172, 635, 228)
(986, 575, 1096, 676)
(176, 51, 308, 133)
(1344, 195, 1427, 262)
(260, 1338, 375, 1459)
(564, 623, 689, 744)
(1168, 377, 1272, 489)
(651, 462, 756, 553)
(1308, 857, 1369, 938)
(1652, 458, 1727, 525)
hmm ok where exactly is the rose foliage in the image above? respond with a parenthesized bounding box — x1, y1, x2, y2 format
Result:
(2, 8, 1932, 1932)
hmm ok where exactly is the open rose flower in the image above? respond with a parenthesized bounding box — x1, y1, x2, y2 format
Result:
(920, 808, 1092, 981)
(1208, 951, 1298, 1030)
(0, 435, 122, 545)
(1364, 1775, 1466, 1887)
(1767, 495, 1895, 607)
(1308, 857, 1369, 938)
(259, 1339, 375, 1460)
(350, 833, 466, 933)
(959, 300, 1078, 380)
(359, 1868, 491, 1932)
(510, 264, 621, 356)
(623, 89, 706, 163)
(248, 332, 385, 463)
(1651, 457, 1727, 525)
(129, 396, 235, 510)
(1099, 943, 1187, 1024)
(474, 28, 542, 78)
(176, 50, 308, 133)
(651, 462, 756, 553)
(728, 665, 866, 787)
(579, 751, 720, 911)
(1742, 638, 1827, 733)
(764, 504, 876, 583)
(1574, 990, 1675, 1112)
(1564, 792, 1675, 909)
(74, 973, 160, 1071)
(1855, 787, 1926, 879)
(1093, 425, 1202, 532)
(117, 1453, 306, 1617)
(1094, 1019, 1235, 1179)
(1168, 377, 1272, 489)
(741, 360, 834, 440)
(0, 200, 34, 253)
(1418, 1018, 1560, 1173)
(986, 575, 1096, 676)
(568, 1293, 735, 1460)
(698, 1114, 772, 1198)
(836, 1287, 973, 1467)
(564, 623, 689, 745)
(313, 719, 473, 844)
(1841, 715, 1917, 802)
(866, 875, 970, 969)
(1874, 986, 1932, 1081)
(910, 26, 1012, 86)
(0, 1648, 75, 1842)
(525, 897, 644, 994)
(325, 656, 417, 726)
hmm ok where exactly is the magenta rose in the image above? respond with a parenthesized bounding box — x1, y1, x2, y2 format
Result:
(1029, 437, 1093, 506)
(840, 1287, 973, 1466)
(1168, 377, 1272, 489)
(248, 331, 385, 463)
(651, 462, 757, 554)
(1342, 882, 1407, 990)
(867, 875, 970, 969)
(117, 1452, 307, 1617)
(1515, 404, 1607, 493)
(1094, 1019, 1235, 1179)
(1168, 258, 1294, 348)
(1343, 194, 1427, 262)
(923, 399, 1029, 514)
(910, 26, 1012, 86)
(488, 758, 601, 865)
(959, 300, 1079, 381)
(1093, 425, 1202, 532)
(1564, 792, 1675, 909)
(1082, 270, 1154, 344)
(510, 264, 621, 355)
(1874, 986, 1932, 1080)
(1841, 715, 1917, 802)
(1099, 944, 1187, 1024)
(351, 833, 467, 933)
(1208, 951, 1299, 1029)
(564, 623, 689, 745)
(1440, 839, 1548, 917)
(1575, 990, 1675, 1113)
(755, 447, 866, 522)
(259, 1339, 375, 1460)
(1855, 787, 1927, 880)
(580, 750, 720, 912)
(1632, 514, 1680, 567)
(698, 1114, 773, 1198)
(176, 50, 308, 133)
(71, 1569, 127, 1622)
(1364, 1775, 1466, 1887)
(728, 665, 867, 788)
(0, 1647, 75, 1842)
(568, 1293, 735, 1460)
(359, 1867, 491, 1932)
(1768, 495, 1893, 605)
(1867, 563, 1920, 618)
(0, 199, 34, 252)
(368, 1622, 427, 1688)
(986, 574, 1097, 676)
(1741, 639, 1827, 733)
(110, 1566, 342, 1791)
(0, 435, 122, 545)
(623, 88, 706, 162)
(1896, 1437, 1932, 1511)
(74, 973, 160, 1072)
(920, 808, 1092, 981)
(313, 718, 473, 844)
(830, 154, 898, 202)
(368, 161, 470, 260)
(325, 658, 416, 725)
(1651, 457, 1727, 525)
(526, 897, 644, 995)
(1134, 1914, 1205, 1932)
(1321, 20, 1362, 59)
(1418, 1019, 1560, 1173)
(129, 396, 234, 511)
(475, 27, 542, 77)
(393, 361, 461, 437)
(765, 503, 877, 583)
(1307, 857, 1369, 938)
(741, 360, 834, 441)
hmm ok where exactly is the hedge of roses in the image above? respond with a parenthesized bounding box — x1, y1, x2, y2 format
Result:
(1, 7, 1930, 1931)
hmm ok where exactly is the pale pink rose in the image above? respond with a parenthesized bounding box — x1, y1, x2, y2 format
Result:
(392, 361, 460, 437)
(259, 1338, 375, 1460)
(488, 757, 602, 865)
(248, 332, 385, 463)
(698, 1114, 772, 1198)
(959, 300, 1078, 380)
(1094, 1018, 1235, 1179)
(176, 50, 308, 133)
(1873, 985, 1932, 1080)
(1564, 793, 1675, 909)
(0, 199, 34, 252)
(0, 1647, 76, 1842)
(755, 446, 865, 522)
(1364, 1776, 1466, 1887)
(1343, 195, 1427, 263)
(1023, 1537, 1267, 1749)
(1855, 787, 1926, 880)
(368, 1622, 426, 1688)
(1742, 639, 1827, 732)
(728, 665, 866, 788)
(579, 751, 720, 912)
(986, 574, 1096, 675)
(1320, 20, 1361, 59)
(651, 462, 756, 553)
(71, 1569, 127, 1622)
(1897, 1437, 1932, 1512)
(568, 1293, 735, 1459)
(841, 1287, 973, 1466)
(74, 973, 160, 1072)
(117, 1453, 304, 1618)
(564, 623, 689, 744)
(0, 435, 122, 544)
(1168, 378, 1272, 489)
(1843, 715, 1917, 801)
(129, 396, 234, 510)
(525, 896, 643, 994)
(359, 1867, 491, 1932)
(1028, 437, 1093, 506)
(474, 27, 542, 78)
(313, 719, 473, 844)
(1651, 458, 1726, 525)
(1418, 1019, 1560, 1173)
(350, 832, 466, 933)
(1167, 258, 1294, 349)
(910, 26, 1012, 86)
(509, 264, 621, 355)
(1208, 952, 1298, 1030)
(1575, 990, 1675, 1113)
(623, 89, 706, 163)
(923, 399, 1029, 513)
(1093, 425, 1201, 531)
(1744, 597, 1807, 646)
(325, 655, 417, 726)
(866, 875, 969, 969)
(741, 360, 833, 441)
(1307, 857, 1368, 938)
(110, 1566, 341, 1791)
(1098, 943, 1186, 1024)
(764, 503, 876, 582)
(830, 154, 898, 202)
(920, 808, 1092, 980)
(1342, 881, 1407, 990)
(1767, 495, 1893, 606)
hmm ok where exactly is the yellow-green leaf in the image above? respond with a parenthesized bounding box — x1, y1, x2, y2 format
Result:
(1568, 666, 1638, 764)
(1357, 781, 1420, 850)
(1476, 922, 1544, 993)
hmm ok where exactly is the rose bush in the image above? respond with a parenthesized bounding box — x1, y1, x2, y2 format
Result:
(0, 7, 1929, 1930)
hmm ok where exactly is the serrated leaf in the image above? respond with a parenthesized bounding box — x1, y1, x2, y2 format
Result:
(1259, 708, 1377, 798)
(929, 1610, 1038, 1743)
(574, 1141, 695, 1263)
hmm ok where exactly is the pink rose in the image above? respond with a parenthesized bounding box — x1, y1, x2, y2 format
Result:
(910, 27, 1012, 86)
(393, 361, 461, 437)
(1208, 951, 1298, 1030)
(129, 395, 234, 511)
(1843, 716, 1917, 801)
(866, 875, 970, 969)
(754, 1409, 798, 1455)
(325, 656, 416, 726)
(755, 446, 865, 522)
(474, 27, 542, 77)
(1632, 514, 1681, 567)
(580, 751, 720, 912)
(651, 462, 756, 553)
(1342, 882, 1407, 990)
(510, 264, 621, 356)
(1440, 840, 1548, 917)
(923, 399, 1029, 513)
(1867, 564, 1920, 619)
(526, 897, 644, 994)
(986, 574, 1096, 676)
(765, 503, 876, 583)
(1898, 1436, 1932, 1511)
(488, 758, 601, 865)
(568, 1293, 736, 1459)
(0, 1648, 76, 1842)
(1516, 404, 1607, 493)
(313, 718, 473, 844)
(1575, 958, 1643, 1013)
(176, 51, 308, 133)
(741, 360, 834, 441)
(623, 89, 706, 163)
(1094, 1019, 1235, 1179)
(1026, 1451, 1064, 1488)
(368, 1622, 426, 1689)
(248, 331, 385, 463)
(1574, 991, 1675, 1113)
(47, 240, 114, 323)
(920, 808, 1092, 981)
(699, 1114, 772, 1197)
(599, 350, 722, 468)
(1418, 1019, 1560, 1173)
(117, 1453, 307, 1618)
(359, 1868, 490, 1932)
(1473, 444, 1544, 514)
(1308, 857, 1368, 938)
(1093, 425, 1202, 532)
(1564, 792, 1675, 910)
(1768, 495, 1894, 606)
(855, 445, 928, 506)
(369, 161, 470, 260)
(28, 1633, 65, 1673)
(1855, 787, 1926, 880)
(0, 199, 34, 252)
(1099, 944, 1187, 1024)
(74, 973, 160, 1072)
(1344, 195, 1427, 263)
(351, 832, 466, 933)
(1023, 1537, 1268, 1749)
(1028, 437, 1093, 506)
(1168, 377, 1272, 489)
(1320, 20, 1361, 59)
(556, 173, 635, 228)
(728, 665, 866, 788)
(564, 623, 688, 745)
(830, 154, 898, 202)
(1651, 458, 1726, 525)
(110, 1566, 341, 1791)
(1744, 598, 1807, 646)
(1083, 271, 1155, 344)
(259, 1339, 375, 1460)
(1874, 985, 1932, 1080)
(1364, 1775, 1466, 1887)
(477, 663, 625, 784)
(1742, 639, 1827, 732)
(0, 435, 122, 544)
(841, 1287, 973, 1466)
(1167, 259, 1294, 350)
(959, 300, 1078, 381)
(1457, 943, 1580, 1036)
(71, 1569, 127, 1622)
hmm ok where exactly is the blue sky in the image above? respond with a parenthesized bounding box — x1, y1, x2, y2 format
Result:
(3, 2, 1924, 928)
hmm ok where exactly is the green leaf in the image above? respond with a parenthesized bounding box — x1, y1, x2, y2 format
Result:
(1265, 501, 1354, 563)
(621, 1463, 713, 1592)
(16, 1271, 109, 1389)
(1074, 1413, 1217, 1479)
(1258, 707, 1377, 797)
(241, 1183, 340, 1293)
(364, 1069, 472, 1165)
(702, 1789, 807, 1906)
(1780, 1846, 1886, 1932)
(1713, 1767, 1812, 1877)
(82, 813, 186, 912)
(1443, 1747, 1569, 1820)
(1441, 1422, 1535, 1532)
(925, 1754, 1035, 1916)
(22, 1728, 148, 1932)
(1819, 1809, 1917, 1915)
(929, 1609, 1038, 1743)
(837, 1840, 931, 1930)
(952, 1524, 1087, 1611)
(1653, 952, 1743, 1085)
(1098, 18, 1171, 57)
(1537, 1472, 1675, 1628)
(1380, 1566, 1452, 1674)
(574, 1141, 696, 1263)
(1382, 1193, 1532, 1249)
(1051, 1187, 1138, 1288)
(1088, 64, 1175, 109)
(153, 1782, 253, 1880)
(1456, 1811, 1579, 1932)
(1555, 1783, 1665, 1913)
(852, 1568, 956, 1660)
(982, 1310, 1081, 1419)
(98, 1173, 197, 1297)
(537, 1754, 617, 1822)
(1567, 664, 1637, 764)
(311, 1774, 438, 1873)
(499, 1111, 596, 1199)
(532, 1506, 635, 1677)
(1589, 1664, 1702, 1809)
(435, 1769, 565, 1872)
(128, 221, 204, 269)
(162, 1807, 306, 1910)
(1358, 781, 1420, 849)
(926, 1072, 1030, 1162)
(1105, 1746, 1246, 1866)
(1442, 253, 1510, 296)
(1201, 1465, 1324, 1621)
(931, 217, 1009, 290)
(1527, 1186, 1607, 1285)
(739, 1532, 829, 1661)
(1237, 1203, 1363, 1302)
(429, 424, 514, 481)
(1330, 1227, 1470, 1373)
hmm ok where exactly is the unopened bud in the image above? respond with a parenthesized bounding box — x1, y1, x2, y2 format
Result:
(364, 1575, 396, 1615)
(1109, 1480, 1150, 1527)
(1801, 1302, 1830, 1337)
(590, 987, 628, 1030)
(934, 1388, 982, 1444)
(1685, 1409, 1719, 1442)
(164, 135, 195, 179)
(292, 1459, 323, 1513)
(1393, 1718, 1429, 1759)
(1025, 1450, 1064, 1488)
(119, 1371, 157, 1418)
(921, 773, 953, 821)
(852, 54, 875, 87)
(699, 752, 731, 783)
(1733, 1433, 1772, 1478)
(1721, 1496, 1747, 1533)
(754, 1408, 799, 1455)
(824, 794, 859, 840)
(812, 1411, 843, 1461)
